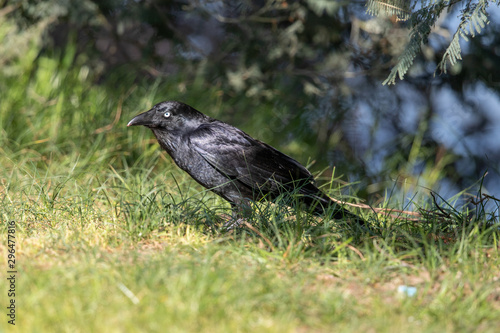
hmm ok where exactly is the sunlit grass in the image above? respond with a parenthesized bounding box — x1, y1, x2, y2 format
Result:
(0, 49, 499, 332)
(1, 140, 499, 332)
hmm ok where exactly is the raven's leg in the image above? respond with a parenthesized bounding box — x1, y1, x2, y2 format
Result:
(223, 201, 253, 230)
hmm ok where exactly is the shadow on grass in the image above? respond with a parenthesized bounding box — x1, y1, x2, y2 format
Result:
(114, 166, 499, 266)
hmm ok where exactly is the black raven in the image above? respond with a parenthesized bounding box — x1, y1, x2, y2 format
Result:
(128, 101, 362, 223)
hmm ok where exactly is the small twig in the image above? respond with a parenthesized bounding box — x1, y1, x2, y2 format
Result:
(94, 98, 123, 134)
(329, 194, 457, 223)
(242, 222, 274, 250)
(347, 244, 365, 260)
(469, 193, 500, 205)
(329, 196, 421, 217)
(430, 192, 451, 218)
(482, 194, 500, 202)
(94, 85, 135, 134)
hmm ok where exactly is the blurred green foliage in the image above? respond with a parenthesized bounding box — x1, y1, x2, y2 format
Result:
(2, 0, 500, 206)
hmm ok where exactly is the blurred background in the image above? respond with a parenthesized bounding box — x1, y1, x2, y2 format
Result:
(2, 0, 500, 210)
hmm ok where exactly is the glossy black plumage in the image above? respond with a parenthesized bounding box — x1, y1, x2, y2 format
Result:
(128, 101, 361, 222)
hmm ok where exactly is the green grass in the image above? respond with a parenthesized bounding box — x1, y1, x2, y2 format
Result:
(1, 162, 499, 332)
(1, 40, 499, 332)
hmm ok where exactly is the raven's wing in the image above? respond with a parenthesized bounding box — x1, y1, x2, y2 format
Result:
(188, 122, 320, 196)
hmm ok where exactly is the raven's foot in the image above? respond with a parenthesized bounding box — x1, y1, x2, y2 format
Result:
(222, 217, 248, 231)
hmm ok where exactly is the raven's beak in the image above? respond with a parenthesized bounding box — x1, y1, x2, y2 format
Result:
(127, 109, 154, 127)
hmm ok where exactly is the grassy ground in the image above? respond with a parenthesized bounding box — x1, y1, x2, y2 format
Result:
(1, 158, 499, 332)
(1, 49, 499, 332)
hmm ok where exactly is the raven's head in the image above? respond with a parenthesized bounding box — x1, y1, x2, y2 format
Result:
(127, 101, 208, 132)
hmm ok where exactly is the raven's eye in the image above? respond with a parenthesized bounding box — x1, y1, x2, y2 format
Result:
(164, 112, 171, 118)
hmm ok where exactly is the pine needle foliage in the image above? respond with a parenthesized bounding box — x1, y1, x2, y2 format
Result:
(437, 0, 490, 72)
(366, 0, 412, 21)
(366, 0, 500, 85)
